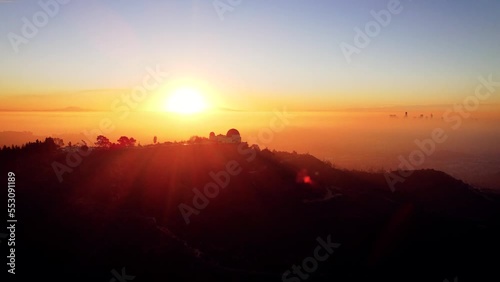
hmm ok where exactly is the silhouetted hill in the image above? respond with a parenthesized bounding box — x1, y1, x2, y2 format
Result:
(1, 144, 499, 282)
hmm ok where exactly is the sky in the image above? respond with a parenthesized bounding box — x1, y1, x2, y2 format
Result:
(1, 0, 500, 111)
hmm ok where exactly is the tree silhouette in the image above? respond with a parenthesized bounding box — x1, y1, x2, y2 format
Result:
(0, 137, 62, 157)
(117, 136, 136, 147)
(153, 136, 158, 144)
(95, 135, 111, 148)
(52, 138, 64, 147)
(188, 135, 208, 144)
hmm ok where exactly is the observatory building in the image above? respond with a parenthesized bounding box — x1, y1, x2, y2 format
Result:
(209, 129, 241, 144)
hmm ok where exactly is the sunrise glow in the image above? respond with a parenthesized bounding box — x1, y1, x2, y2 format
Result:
(164, 88, 208, 114)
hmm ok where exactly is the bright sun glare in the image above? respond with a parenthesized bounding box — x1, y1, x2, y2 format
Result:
(165, 88, 207, 114)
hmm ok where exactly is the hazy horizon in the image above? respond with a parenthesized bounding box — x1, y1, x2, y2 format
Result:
(2, 109, 499, 190)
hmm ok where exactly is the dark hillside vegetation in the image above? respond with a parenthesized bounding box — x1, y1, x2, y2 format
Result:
(1, 143, 499, 282)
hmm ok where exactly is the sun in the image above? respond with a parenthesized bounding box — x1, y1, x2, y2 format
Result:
(164, 88, 208, 114)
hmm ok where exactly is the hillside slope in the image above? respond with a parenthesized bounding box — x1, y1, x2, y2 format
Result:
(2, 144, 499, 282)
